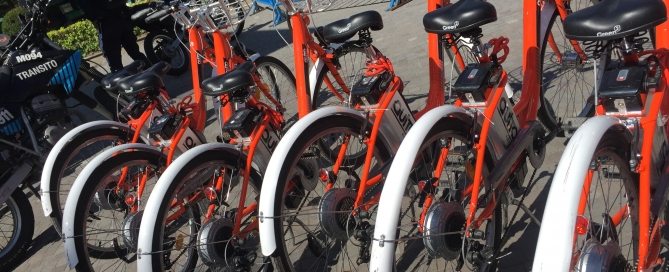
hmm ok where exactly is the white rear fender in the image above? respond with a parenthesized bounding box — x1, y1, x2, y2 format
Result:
(62, 143, 161, 268)
(369, 105, 470, 271)
(259, 106, 368, 256)
(40, 120, 134, 217)
(137, 143, 240, 271)
(532, 116, 626, 271)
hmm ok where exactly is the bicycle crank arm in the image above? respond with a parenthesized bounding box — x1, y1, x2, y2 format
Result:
(488, 121, 543, 188)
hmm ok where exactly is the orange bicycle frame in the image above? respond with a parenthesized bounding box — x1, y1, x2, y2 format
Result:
(463, 0, 541, 231)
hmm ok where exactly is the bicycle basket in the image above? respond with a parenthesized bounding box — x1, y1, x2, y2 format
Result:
(189, 0, 251, 31)
(291, 0, 335, 13)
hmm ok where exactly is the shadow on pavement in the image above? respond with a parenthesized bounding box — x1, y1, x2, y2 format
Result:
(498, 170, 554, 271)
(240, 28, 294, 56)
(7, 226, 61, 272)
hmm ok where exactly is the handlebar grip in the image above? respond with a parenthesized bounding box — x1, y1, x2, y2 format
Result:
(145, 9, 170, 24)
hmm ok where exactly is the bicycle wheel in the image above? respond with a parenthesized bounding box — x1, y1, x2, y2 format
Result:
(140, 144, 265, 271)
(270, 114, 392, 271)
(539, 0, 597, 140)
(43, 123, 134, 236)
(66, 146, 171, 271)
(0, 189, 34, 268)
(571, 135, 638, 271)
(392, 117, 500, 271)
(312, 42, 376, 108)
(252, 56, 297, 126)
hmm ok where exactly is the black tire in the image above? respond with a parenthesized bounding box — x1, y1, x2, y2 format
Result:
(146, 147, 264, 271)
(270, 114, 392, 271)
(393, 117, 500, 271)
(538, 1, 597, 142)
(46, 127, 134, 236)
(70, 149, 168, 271)
(0, 189, 34, 268)
(252, 55, 297, 128)
(311, 42, 378, 108)
(572, 132, 639, 270)
(144, 31, 189, 76)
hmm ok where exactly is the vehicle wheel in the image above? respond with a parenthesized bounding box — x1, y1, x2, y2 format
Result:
(311, 42, 375, 109)
(571, 134, 638, 271)
(68, 148, 170, 271)
(392, 117, 500, 271)
(45, 126, 133, 236)
(270, 114, 392, 271)
(0, 189, 34, 268)
(251, 56, 297, 127)
(144, 32, 189, 76)
(142, 145, 265, 271)
(538, 0, 598, 141)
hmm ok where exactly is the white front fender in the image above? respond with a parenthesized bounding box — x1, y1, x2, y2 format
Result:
(532, 116, 624, 271)
(369, 105, 469, 271)
(40, 120, 132, 217)
(62, 143, 160, 268)
(258, 106, 366, 256)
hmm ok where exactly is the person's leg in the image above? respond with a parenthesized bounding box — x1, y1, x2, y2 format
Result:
(98, 22, 124, 72)
(120, 22, 148, 63)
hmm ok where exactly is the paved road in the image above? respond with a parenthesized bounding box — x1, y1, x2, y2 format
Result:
(13, 1, 567, 271)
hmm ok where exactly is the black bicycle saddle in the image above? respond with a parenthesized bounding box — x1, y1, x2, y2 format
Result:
(100, 60, 146, 92)
(564, 0, 666, 41)
(423, 0, 497, 35)
(118, 62, 170, 96)
(202, 61, 255, 97)
(319, 10, 383, 44)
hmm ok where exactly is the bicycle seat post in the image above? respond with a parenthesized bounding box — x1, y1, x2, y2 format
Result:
(357, 29, 379, 60)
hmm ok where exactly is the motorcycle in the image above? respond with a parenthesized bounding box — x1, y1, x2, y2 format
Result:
(0, 0, 130, 267)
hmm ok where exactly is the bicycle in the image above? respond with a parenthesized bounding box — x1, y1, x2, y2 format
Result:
(256, 0, 600, 270)
(55, 3, 294, 271)
(135, 62, 289, 271)
(533, 0, 669, 271)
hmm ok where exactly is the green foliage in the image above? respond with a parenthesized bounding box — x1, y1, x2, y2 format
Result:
(2, 7, 27, 36)
(47, 20, 100, 56)
(127, 0, 157, 7)
(45, 1, 150, 56)
(134, 27, 143, 37)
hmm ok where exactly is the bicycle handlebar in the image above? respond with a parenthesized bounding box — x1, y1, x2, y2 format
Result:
(168, 0, 244, 33)
(145, 8, 171, 24)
